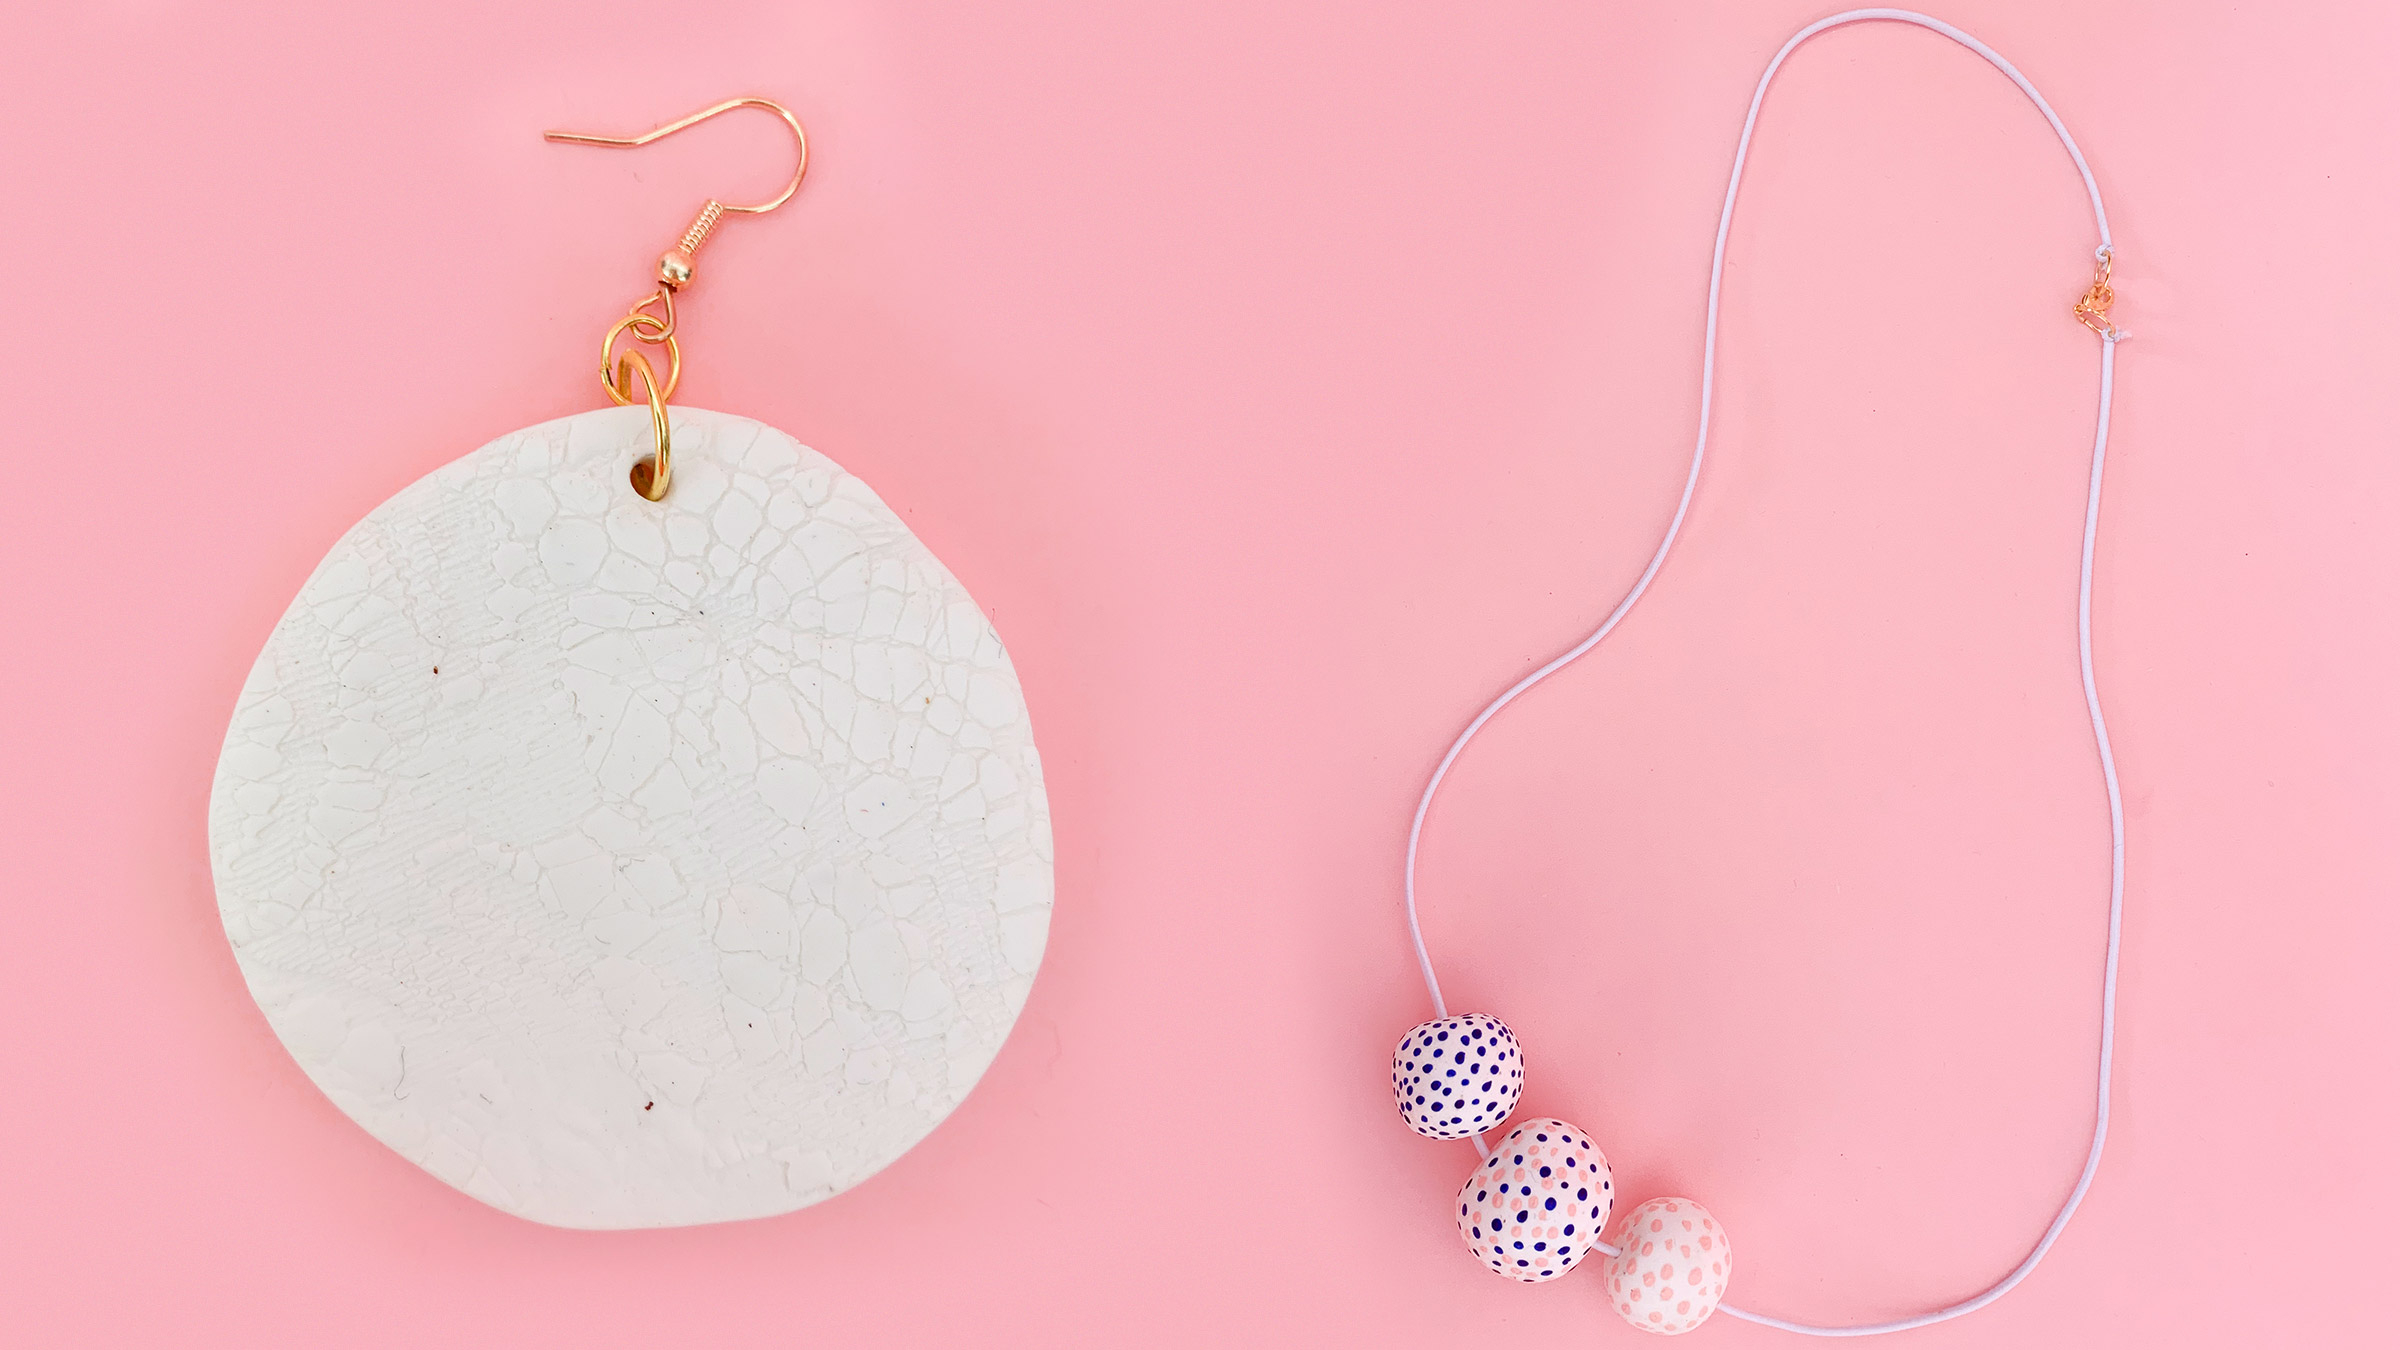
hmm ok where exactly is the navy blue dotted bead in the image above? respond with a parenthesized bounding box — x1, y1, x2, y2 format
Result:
(1390, 1013, 1525, 1140)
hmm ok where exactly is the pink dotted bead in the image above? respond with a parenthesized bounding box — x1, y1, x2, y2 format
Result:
(1455, 1118, 1612, 1281)
(1606, 1197, 1732, 1335)
(1391, 1014, 1524, 1140)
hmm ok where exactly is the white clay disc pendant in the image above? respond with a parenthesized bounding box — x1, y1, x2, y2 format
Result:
(209, 406, 1052, 1229)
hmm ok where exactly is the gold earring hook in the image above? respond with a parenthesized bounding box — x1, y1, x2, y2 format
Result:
(545, 96, 810, 290)
(545, 96, 809, 503)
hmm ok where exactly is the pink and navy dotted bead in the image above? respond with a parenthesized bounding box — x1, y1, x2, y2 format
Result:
(1455, 1118, 1613, 1281)
(1391, 1013, 1524, 1139)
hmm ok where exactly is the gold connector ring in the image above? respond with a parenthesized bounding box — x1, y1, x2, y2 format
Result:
(602, 314, 681, 405)
(614, 348, 673, 501)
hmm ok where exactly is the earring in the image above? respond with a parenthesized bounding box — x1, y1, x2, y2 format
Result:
(208, 98, 1053, 1229)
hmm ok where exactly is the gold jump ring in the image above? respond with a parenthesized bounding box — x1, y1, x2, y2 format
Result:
(614, 349, 673, 501)
(601, 315, 681, 405)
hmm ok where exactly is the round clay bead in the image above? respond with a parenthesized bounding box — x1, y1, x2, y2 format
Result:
(1391, 1013, 1524, 1139)
(1455, 1117, 1613, 1280)
(1606, 1197, 1733, 1335)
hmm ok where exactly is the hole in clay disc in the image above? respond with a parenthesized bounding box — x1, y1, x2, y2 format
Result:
(629, 456, 659, 498)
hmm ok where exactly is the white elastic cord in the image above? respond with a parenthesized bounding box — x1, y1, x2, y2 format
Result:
(1400, 9, 2127, 1337)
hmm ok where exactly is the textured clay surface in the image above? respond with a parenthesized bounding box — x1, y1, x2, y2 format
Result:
(208, 407, 1052, 1229)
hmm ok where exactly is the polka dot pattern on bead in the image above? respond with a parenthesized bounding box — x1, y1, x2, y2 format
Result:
(1606, 1197, 1731, 1336)
(1454, 1118, 1612, 1281)
(1391, 1014, 1524, 1140)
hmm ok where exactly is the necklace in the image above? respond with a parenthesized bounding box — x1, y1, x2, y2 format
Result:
(1391, 10, 2128, 1335)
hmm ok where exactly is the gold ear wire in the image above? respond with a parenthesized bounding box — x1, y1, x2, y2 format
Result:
(544, 96, 810, 502)
(546, 97, 810, 290)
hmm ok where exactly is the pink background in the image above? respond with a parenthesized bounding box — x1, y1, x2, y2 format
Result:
(3, 2, 2393, 1345)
